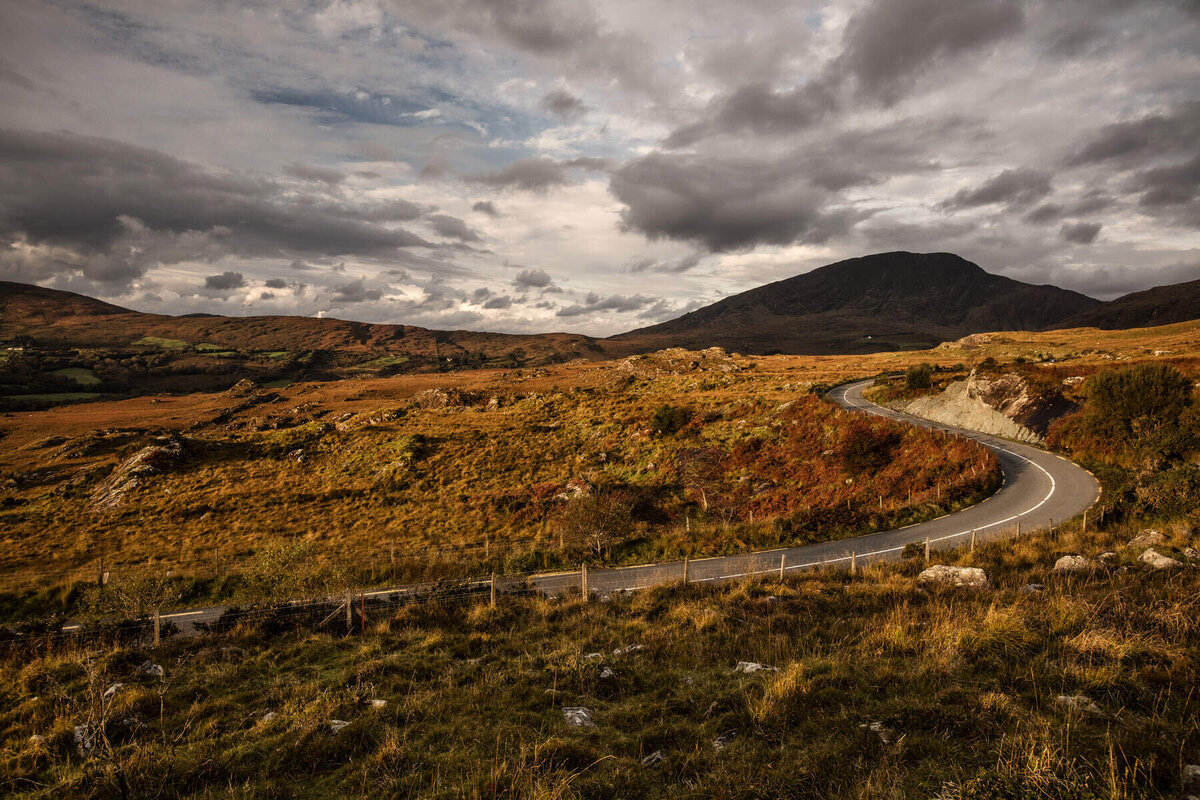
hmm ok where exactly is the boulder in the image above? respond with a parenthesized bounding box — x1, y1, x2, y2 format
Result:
(259, 712, 278, 725)
(584, 652, 603, 661)
(329, 720, 350, 734)
(917, 565, 989, 590)
(1128, 530, 1167, 549)
(641, 751, 665, 767)
(1140, 549, 1182, 570)
(74, 724, 95, 758)
(1098, 552, 1118, 564)
(1053, 555, 1090, 573)
(1186, 548, 1199, 559)
(563, 707, 594, 727)
(370, 699, 388, 709)
(1183, 764, 1200, 800)
(599, 667, 615, 680)
(612, 644, 644, 656)
(1019, 584, 1045, 594)
(102, 683, 126, 700)
(733, 661, 779, 674)
(1055, 695, 1102, 716)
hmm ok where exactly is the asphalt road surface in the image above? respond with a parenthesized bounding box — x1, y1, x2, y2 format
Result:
(79, 378, 1100, 634)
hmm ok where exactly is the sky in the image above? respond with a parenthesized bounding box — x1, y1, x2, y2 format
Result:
(1, 0, 1198, 337)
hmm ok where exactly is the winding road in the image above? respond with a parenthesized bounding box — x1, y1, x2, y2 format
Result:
(78, 378, 1100, 634)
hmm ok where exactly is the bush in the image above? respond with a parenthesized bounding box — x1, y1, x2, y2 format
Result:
(554, 492, 634, 559)
(840, 421, 900, 474)
(1086, 363, 1193, 438)
(905, 363, 933, 390)
(650, 404, 693, 436)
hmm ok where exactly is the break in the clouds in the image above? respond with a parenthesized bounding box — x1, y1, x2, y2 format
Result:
(1, 0, 1198, 335)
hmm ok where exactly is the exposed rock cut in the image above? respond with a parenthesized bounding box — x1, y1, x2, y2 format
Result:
(90, 436, 187, 510)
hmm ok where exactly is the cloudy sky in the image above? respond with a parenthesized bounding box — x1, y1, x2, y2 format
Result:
(1, 0, 1198, 335)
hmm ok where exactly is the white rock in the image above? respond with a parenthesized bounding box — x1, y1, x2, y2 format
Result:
(1141, 549, 1182, 570)
(329, 720, 350, 734)
(1128, 530, 1167, 549)
(1185, 548, 1199, 559)
(733, 661, 779, 674)
(1019, 584, 1045, 594)
(74, 724, 94, 757)
(29, 734, 45, 745)
(1055, 695, 1102, 715)
(259, 712, 278, 724)
(1054, 555, 1090, 573)
(612, 644, 644, 656)
(370, 699, 388, 709)
(584, 653, 604, 661)
(641, 750, 665, 767)
(563, 707, 594, 727)
(713, 730, 738, 751)
(138, 661, 164, 679)
(858, 720, 892, 744)
(1183, 764, 1200, 799)
(102, 683, 126, 700)
(917, 565, 989, 589)
(599, 667, 615, 679)
(1098, 552, 1118, 564)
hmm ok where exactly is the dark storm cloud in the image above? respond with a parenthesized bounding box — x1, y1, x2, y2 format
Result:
(483, 295, 513, 309)
(629, 253, 703, 274)
(838, 0, 1025, 104)
(0, 129, 431, 286)
(204, 271, 245, 290)
(284, 163, 345, 185)
(513, 268, 552, 288)
(542, 88, 587, 121)
(555, 292, 655, 317)
(609, 152, 857, 252)
(362, 199, 424, 222)
(429, 214, 482, 242)
(1128, 153, 1200, 208)
(468, 156, 611, 191)
(1025, 203, 1065, 224)
(472, 200, 499, 216)
(331, 279, 383, 303)
(1066, 102, 1200, 166)
(664, 81, 838, 147)
(1059, 221, 1102, 244)
(940, 168, 1054, 210)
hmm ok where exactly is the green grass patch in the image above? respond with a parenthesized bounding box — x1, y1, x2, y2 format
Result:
(51, 367, 101, 386)
(195, 343, 230, 352)
(348, 354, 410, 371)
(260, 351, 291, 360)
(132, 336, 190, 350)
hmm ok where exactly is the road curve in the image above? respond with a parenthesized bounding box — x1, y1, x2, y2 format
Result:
(83, 379, 1100, 634)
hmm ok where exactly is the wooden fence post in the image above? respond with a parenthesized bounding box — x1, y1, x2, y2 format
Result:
(153, 609, 161, 647)
(581, 563, 589, 599)
(1082, 510, 1087, 535)
(779, 553, 786, 582)
(361, 593, 365, 636)
(97, 555, 104, 588)
(345, 591, 353, 634)
(924, 537, 931, 563)
(850, 551, 857, 577)
(682, 556, 690, 584)
(970, 530, 976, 553)
(490, 572, 497, 608)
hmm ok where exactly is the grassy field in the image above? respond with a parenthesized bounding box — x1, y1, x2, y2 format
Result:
(0, 348, 997, 601)
(0, 515, 1196, 798)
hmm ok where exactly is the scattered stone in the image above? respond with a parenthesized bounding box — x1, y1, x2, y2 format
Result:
(733, 661, 779, 674)
(858, 720, 892, 744)
(1128, 530, 1167, 549)
(1141, 549, 1182, 570)
(259, 712, 278, 724)
(370, 699, 388, 709)
(102, 683, 126, 700)
(713, 730, 738, 751)
(1054, 555, 1090, 573)
(917, 565, 989, 590)
(138, 661, 164, 679)
(287, 448, 306, 464)
(641, 751, 665, 767)
(467, 657, 484, 666)
(1186, 548, 1199, 559)
(599, 594, 612, 604)
(329, 720, 350, 734)
(1183, 764, 1200, 799)
(28, 734, 45, 745)
(584, 653, 604, 661)
(1098, 552, 1118, 564)
(563, 707, 595, 727)
(1019, 584, 1045, 594)
(74, 724, 95, 757)
(1055, 695, 1103, 716)
(599, 667, 615, 680)
(612, 644, 644, 656)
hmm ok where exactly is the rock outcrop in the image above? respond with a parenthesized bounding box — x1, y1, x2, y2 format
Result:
(893, 369, 1075, 444)
(917, 565, 990, 589)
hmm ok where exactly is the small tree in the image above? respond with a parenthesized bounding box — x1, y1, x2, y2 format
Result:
(239, 540, 348, 606)
(676, 446, 726, 512)
(1086, 363, 1193, 437)
(555, 492, 634, 559)
(905, 363, 933, 390)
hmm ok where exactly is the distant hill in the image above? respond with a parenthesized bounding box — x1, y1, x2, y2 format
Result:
(611, 252, 1105, 354)
(1055, 278, 1200, 331)
(0, 280, 605, 364)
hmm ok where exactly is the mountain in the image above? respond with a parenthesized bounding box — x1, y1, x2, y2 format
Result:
(612, 252, 1105, 354)
(1055, 278, 1200, 331)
